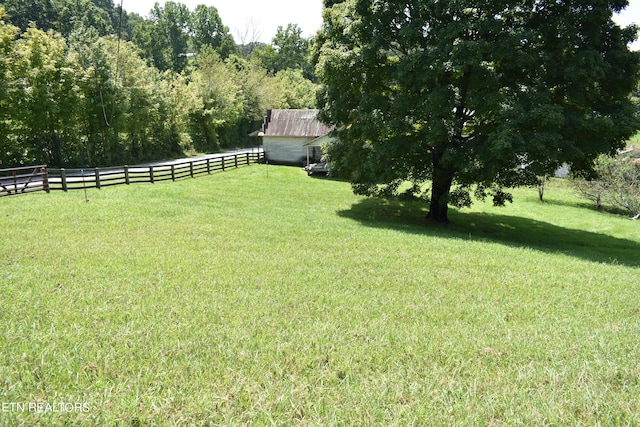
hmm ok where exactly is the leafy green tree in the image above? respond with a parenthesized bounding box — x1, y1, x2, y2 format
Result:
(186, 49, 243, 152)
(271, 68, 318, 109)
(2, 0, 116, 36)
(252, 23, 313, 78)
(574, 153, 640, 217)
(69, 29, 122, 166)
(131, 19, 157, 66)
(55, 0, 114, 36)
(0, 8, 17, 108)
(317, 0, 640, 223)
(272, 24, 309, 71)
(10, 26, 82, 166)
(0, 7, 23, 167)
(633, 76, 640, 107)
(134, 1, 190, 73)
(189, 4, 236, 58)
(116, 9, 144, 41)
(67, 27, 186, 166)
(250, 44, 278, 72)
(71, 33, 184, 165)
(1, 0, 57, 33)
(115, 41, 186, 162)
(225, 55, 278, 146)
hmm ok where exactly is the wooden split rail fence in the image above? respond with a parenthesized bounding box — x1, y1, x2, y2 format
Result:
(1, 151, 264, 197)
(0, 165, 49, 197)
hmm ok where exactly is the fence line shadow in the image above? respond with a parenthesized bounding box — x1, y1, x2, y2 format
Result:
(337, 198, 640, 268)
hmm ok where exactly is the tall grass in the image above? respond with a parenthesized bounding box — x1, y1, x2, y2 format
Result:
(1, 166, 639, 425)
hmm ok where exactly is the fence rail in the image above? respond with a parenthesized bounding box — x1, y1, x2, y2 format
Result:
(0, 165, 49, 197)
(47, 151, 264, 192)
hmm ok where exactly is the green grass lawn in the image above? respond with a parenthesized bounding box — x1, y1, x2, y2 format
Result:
(1, 165, 639, 425)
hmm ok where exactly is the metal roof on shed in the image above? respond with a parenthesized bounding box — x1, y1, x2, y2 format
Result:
(262, 109, 333, 137)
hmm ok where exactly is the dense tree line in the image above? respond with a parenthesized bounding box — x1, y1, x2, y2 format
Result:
(0, 1, 317, 168)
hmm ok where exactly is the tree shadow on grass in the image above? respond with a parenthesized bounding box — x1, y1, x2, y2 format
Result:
(337, 198, 640, 268)
(541, 197, 633, 218)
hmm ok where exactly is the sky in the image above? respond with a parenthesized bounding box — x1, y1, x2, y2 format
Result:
(120, 0, 324, 43)
(121, 0, 638, 48)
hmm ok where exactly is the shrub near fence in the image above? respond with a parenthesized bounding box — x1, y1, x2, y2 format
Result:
(48, 151, 264, 192)
(0, 165, 49, 197)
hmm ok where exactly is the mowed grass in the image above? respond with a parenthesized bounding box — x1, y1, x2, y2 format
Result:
(1, 165, 639, 426)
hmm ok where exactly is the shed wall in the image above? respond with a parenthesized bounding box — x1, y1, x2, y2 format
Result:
(263, 136, 311, 165)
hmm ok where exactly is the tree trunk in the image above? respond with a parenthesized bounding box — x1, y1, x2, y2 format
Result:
(537, 175, 547, 202)
(49, 130, 63, 168)
(427, 159, 455, 223)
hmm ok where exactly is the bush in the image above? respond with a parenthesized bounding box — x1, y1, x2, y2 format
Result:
(573, 153, 640, 218)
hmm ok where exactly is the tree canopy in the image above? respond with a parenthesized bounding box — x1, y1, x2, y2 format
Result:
(251, 23, 315, 79)
(316, 0, 640, 222)
(1, 0, 118, 36)
(0, 2, 319, 168)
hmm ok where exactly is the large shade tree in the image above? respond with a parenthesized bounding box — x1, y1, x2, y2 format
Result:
(316, 0, 640, 222)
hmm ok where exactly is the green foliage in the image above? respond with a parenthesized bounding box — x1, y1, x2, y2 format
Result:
(0, 8, 22, 167)
(0, 22, 188, 168)
(573, 152, 640, 217)
(10, 26, 82, 166)
(110, 41, 184, 163)
(632, 78, 640, 116)
(116, 8, 144, 41)
(0, 3, 320, 167)
(270, 68, 319, 109)
(223, 55, 284, 144)
(251, 23, 315, 79)
(2, 0, 60, 33)
(55, 0, 114, 36)
(186, 50, 244, 152)
(249, 44, 278, 72)
(68, 29, 120, 166)
(137, 1, 190, 73)
(189, 4, 237, 59)
(132, 2, 237, 72)
(1, 0, 115, 36)
(316, 0, 640, 222)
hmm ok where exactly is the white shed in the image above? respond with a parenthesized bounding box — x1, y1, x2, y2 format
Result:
(260, 109, 333, 165)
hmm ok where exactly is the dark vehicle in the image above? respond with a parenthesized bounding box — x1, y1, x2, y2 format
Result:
(304, 162, 329, 176)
